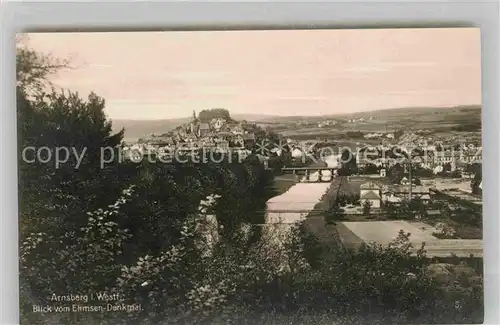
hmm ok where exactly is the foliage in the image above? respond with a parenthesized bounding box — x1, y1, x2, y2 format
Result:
(413, 165, 434, 178)
(383, 198, 427, 220)
(324, 203, 345, 224)
(432, 222, 458, 239)
(16, 40, 70, 94)
(198, 108, 232, 122)
(336, 193, 360, 206)
(450, 120, 481, 132)
(338, 149, 358, 176)
(345, 131, 365, 139)
(383, 201, 401, 220)
(470, 163, 482, 195)
(362, 200, 372, 216)
(359, 163, 380, 175)
(387, 163, 405, 184)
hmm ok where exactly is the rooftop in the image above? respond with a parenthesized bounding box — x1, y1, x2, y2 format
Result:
(360, 190, 381, 200)
(383, 185, 429, 193)
(360, 181, 381, 190)
(432, 188, 482, 205)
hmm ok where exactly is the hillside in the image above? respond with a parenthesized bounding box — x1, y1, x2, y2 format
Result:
(111, 118, 191, 142)
(112, 105, 481, 142)
(263, 105, 481, 124)
(111, 114, 281, 142)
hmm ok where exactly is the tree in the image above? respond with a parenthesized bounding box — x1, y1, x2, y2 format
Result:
(360, 163, 379, 175)
(324, 203, 345, 224)
(338, 149, 357, 176)
(362, 200, 372, 216)
(383, 201, 400, 220)
(16, 37, 70, 95)
(387, 163, 405, 184)
(410, 197, 428, 219)
(471, 164, 482, 195)
(198, 108, 231, 122)
(413, 166, 434, 178)
(394, 129, 404, 139)
(442, 162, 452, 173)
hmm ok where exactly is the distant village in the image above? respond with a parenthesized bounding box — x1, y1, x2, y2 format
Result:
(122, 110, 259, 160)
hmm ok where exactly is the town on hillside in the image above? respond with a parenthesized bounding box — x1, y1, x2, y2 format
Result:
(122, 106, 484, 255)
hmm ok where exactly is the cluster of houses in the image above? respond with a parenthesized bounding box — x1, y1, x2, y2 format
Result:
(126, 112, 259, 158)
(364, 132, 395, 139)
(360, 180, 432, 209)
(356, 143, 482, 172)
(170, 113, 257, 149)
(317, 120, 338, 128)
(347, 117, 369, 123)
(397, 132, 481, 153)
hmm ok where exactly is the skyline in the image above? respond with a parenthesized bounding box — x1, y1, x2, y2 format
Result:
(23, 28, 481, 120)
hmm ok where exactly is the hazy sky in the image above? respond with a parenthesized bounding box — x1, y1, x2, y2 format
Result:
(24, 28, 481, 120)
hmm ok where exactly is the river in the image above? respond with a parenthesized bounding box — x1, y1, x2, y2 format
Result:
(265, 154, 340, 225)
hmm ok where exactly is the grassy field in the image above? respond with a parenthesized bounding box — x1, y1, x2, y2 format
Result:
(275, 105, 481, 142)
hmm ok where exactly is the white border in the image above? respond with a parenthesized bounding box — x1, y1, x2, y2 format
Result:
(1, 1, 499, 324)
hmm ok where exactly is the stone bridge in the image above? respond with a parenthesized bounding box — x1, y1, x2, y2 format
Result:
(281, 167, 338, 183)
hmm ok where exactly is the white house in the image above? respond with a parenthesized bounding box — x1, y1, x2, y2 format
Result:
(360, 182, 381, 209)
(270, 147, 283, 156)
(400, 177, 410, 185)
(291, 147, 303, 158)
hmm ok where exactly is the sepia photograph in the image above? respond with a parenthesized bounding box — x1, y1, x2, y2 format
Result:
(17, 28, 483, 324)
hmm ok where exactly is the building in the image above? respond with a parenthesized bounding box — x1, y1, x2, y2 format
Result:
(291, 147, 303, 158)
(383, 192, 403, 204)
(242, 133, 256, 147)
(360, 182, 381, 209)
(382, 185, 431, 203)
(231, 125, 245, 135)
(212, 118, 226, 130)
(198, 123, 211, 138)
(234, 135, 245, 148)
(215, 139, 229, 151)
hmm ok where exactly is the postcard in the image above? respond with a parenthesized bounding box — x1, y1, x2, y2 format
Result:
(18, 28, 483, 324)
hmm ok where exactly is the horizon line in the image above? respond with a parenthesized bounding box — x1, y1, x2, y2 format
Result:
(108, 103, 482, 121)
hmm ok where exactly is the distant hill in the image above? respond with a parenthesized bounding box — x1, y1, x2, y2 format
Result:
(232, 114, 282, 122)
(111, 118, 191, 142)
(260, 105, 482, 123)
(345, 105, 481, 120)
(347, 105, 482, 131)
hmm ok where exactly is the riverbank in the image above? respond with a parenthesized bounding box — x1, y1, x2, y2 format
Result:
(268, 158, 329, 198)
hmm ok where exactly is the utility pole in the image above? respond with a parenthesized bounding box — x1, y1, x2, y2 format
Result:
(408, 157, 412, 202)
